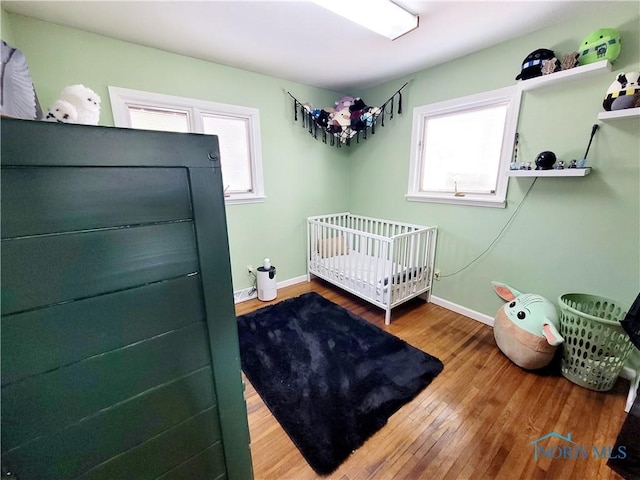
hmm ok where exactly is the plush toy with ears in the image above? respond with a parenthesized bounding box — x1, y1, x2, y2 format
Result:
(492, 282, 564, 370)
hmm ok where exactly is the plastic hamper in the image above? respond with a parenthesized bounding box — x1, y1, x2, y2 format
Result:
(558, 293, 633, 392)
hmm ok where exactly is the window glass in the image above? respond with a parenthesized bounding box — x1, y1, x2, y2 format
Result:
(109, 86, 265, 205)
(202, 114, 252, 193)
(407, 86, 521, 208)
(128, 106, 190, 133)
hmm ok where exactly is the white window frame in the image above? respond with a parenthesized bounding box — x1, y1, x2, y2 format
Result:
(406, 86, 521, 208)
(108, 86, 265, 205)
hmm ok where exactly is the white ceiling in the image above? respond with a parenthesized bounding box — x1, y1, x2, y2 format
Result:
(3, 0, 605, 92)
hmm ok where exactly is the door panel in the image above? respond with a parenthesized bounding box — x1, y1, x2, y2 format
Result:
(1, 167, 192, 238)
(1, 119, 252, 480)
(1, 274, 205, 386)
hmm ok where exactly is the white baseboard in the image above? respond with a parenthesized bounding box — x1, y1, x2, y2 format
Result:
(233, 274, 307, 304)
(430, 295, 495, 326)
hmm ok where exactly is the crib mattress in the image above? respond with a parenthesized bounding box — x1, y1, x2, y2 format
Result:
(311, 251, 390, 302)
(311, 252, 428, 306)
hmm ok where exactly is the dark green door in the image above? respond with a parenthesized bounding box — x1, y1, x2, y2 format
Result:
(1, 119, 253, 480)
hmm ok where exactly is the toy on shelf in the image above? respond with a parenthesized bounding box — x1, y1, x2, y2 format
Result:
(44, 99, 78, 124)
(577, 28, 621, 66)
(560, 52, 580, 71)
(535, 151, 557, 170)
(541, 57, 561, 75)
(492, 282, 564, 370)
(45, 84, 101, 125)
(603, 71, 640, 111)
(515, 48, 559, 80)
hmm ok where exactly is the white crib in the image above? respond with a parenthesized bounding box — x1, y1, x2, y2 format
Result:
(307, 213, 438, 324)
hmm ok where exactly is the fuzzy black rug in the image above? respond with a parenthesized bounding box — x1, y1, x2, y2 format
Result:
(236, 292, 444, 475)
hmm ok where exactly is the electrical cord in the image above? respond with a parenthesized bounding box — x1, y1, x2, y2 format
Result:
(441, 177, 538, 278)
(249, 271, 257, 296)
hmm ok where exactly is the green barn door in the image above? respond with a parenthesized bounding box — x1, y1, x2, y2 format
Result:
(1, 119, 253, 480)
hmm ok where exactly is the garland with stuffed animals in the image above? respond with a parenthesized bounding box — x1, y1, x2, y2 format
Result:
(287, 82, 407, 147)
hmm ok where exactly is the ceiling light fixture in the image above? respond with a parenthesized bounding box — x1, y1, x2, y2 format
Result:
(312, 0, 419, 40)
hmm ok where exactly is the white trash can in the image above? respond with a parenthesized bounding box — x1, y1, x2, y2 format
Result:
(257, 258, 277, 301)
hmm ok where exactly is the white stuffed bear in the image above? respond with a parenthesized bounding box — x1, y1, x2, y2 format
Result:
(45, 84, 101, 125)
(44, 99, 78, 124)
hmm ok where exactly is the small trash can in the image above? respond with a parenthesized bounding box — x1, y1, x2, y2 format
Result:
(256, 258, 277, 302)
(558, 293, 633, 391)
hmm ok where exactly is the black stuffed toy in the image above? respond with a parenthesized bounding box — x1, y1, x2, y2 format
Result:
(315, 109, 331, 128)
(349, 97, 368, 131)
(516, 48, 558, 80)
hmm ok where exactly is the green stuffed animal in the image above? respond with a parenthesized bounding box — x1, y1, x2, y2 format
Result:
(577, 28, 621, 65)
(492, 282, 564, 370)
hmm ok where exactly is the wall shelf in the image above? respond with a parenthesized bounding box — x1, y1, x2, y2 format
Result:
(507, 168, 591, 177)
(597, 107, 640, 121)
(517, 60, 612, 91)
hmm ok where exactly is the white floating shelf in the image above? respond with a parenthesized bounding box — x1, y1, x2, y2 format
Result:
(517, 60, 612, 91)
(597, 108, 640, 121)
(507, 168, 591, 177)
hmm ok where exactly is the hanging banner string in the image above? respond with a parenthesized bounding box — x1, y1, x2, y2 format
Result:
(286, 82, 408, 148)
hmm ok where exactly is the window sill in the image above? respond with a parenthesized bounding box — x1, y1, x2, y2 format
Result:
(225, 195, 266, 205)
(405, 193, 506, 208)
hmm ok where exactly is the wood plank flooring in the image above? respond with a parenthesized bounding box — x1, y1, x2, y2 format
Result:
(235, 279, 629, 480)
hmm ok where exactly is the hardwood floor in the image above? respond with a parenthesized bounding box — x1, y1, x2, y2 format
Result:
(235, 279, 629, 480)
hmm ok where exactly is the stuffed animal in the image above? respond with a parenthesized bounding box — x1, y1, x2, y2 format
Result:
(561, 52, 579, 70)
(314, 109, 331, 128)
(603, 71, 640, 111)
(334, 95, 354, 112)
(577, 28, 621, 65)
(541, 58, 560, 75)
(330, 107, 351, 128)
(47, 84, 101, 125)
(44, 99, 78, 124)
(492, 282, 564, 370)
(360, 106, 381, 127)
(515, 49, 558, 81)
(349, 97, 366, 113)
(329, 107, 355, 142)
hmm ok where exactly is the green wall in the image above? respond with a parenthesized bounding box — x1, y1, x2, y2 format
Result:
(1, 9, 15, 44)
(351, 3, 640, 317)
(4, 5, 639, 319)
(4, 12, 350, 293)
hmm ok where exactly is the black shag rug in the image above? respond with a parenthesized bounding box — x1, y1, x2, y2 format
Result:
(236, 292, 444, 475)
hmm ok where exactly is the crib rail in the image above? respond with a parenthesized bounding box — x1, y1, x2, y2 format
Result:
(307, 213, 437, 324)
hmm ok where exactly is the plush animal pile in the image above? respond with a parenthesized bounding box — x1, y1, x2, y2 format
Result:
(45, 84, 101, 125)
(305, 95, 381, 143)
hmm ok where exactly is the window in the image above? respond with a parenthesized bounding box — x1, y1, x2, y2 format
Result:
(407, 86, 521, 208)
(109, 86, 265, 204)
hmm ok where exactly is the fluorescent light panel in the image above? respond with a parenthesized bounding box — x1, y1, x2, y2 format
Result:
(313, 0, 418, 40)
